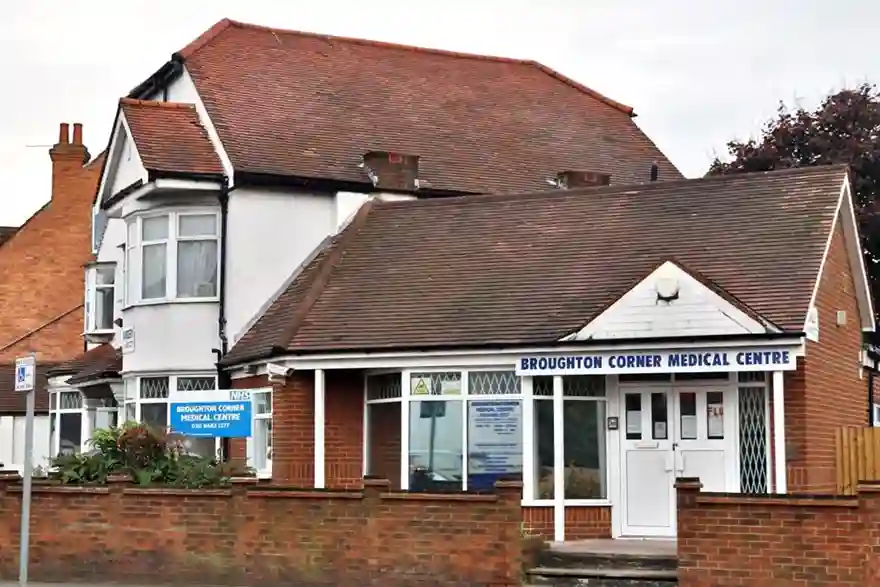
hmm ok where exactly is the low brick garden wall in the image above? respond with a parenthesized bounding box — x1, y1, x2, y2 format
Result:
(0, 474, 522, 587)
(676, 478, 880, 586)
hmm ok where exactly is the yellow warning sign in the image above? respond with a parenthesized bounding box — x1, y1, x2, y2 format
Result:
(412, 377, 430, 396)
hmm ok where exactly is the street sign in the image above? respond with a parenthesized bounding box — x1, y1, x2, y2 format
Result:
(169, 389, 253, 438)
(14, 354, 36, 587)
(14, 355, 35, 392)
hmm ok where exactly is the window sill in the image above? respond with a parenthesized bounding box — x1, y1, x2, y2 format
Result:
(84, 329, 115, 336)
(123, 297, 219, 310)
(256, 470, 272, 480)
(522, 499, 612, 507)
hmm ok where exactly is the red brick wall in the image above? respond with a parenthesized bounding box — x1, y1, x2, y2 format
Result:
(796, 220, 867, 492)
(0, 475, 523, 586)
(0, 129, 102, 362)
(523, 505, 611, 539)
(676, 478, 880, 586)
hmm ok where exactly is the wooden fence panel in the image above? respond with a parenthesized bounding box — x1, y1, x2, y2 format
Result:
(836, 427, 880, 494)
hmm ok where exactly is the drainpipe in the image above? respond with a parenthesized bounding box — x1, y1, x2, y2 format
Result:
(870, 354, 878, 426)
(214, 176, 231, 460)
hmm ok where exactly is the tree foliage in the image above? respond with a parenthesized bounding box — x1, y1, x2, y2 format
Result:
(708, 83, 880, 320)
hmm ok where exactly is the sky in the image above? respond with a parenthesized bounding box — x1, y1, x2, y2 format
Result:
(0, 0, 876, 226)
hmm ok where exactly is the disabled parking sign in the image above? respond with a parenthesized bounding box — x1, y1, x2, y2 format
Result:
(14, 355, 36, 392)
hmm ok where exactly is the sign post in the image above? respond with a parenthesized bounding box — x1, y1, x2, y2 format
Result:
(14, 354, 36, 587)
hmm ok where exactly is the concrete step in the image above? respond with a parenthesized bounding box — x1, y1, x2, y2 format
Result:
(527, 565, 678, 586)
(538, 549, 678, 572)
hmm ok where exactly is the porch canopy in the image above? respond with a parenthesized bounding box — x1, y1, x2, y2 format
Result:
(221, 165, 870, 537)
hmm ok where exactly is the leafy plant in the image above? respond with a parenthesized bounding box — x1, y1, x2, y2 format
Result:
(49, 421, 253, 488)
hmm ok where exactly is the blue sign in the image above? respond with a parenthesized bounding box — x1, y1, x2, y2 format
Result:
(516, 348, 797, 376)
(169, 391, 252, 438)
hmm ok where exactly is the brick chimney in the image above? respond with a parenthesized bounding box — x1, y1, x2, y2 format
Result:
(49, 122, 91, 202)
(555, 170, 611, 189)
(362, 151, 420, 191)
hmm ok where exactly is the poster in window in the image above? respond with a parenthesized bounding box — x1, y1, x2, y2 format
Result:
(467, 400, 522, 489)
(707, 403, 724, 439)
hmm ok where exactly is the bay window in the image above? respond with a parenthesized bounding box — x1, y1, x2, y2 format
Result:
(84, 263, 116, 333)
(122, 374, 219, 458)
(125, 211, 219, 304)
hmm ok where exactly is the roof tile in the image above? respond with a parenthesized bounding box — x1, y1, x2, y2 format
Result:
(224, 165, 848, 362)
(0, 362, 58, 414)
(120, 98, 224, 176)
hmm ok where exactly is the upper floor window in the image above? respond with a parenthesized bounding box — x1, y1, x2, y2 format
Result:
(125, 211, 219, 304)
(85, 263, 116, 333)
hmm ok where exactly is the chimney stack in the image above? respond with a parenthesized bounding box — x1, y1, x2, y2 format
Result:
(362, 151, 420, 191)
(555, 170, 611, 189)
(49, 122, 92, 203)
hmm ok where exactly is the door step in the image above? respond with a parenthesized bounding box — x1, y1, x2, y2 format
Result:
(527, 566, 677, 586)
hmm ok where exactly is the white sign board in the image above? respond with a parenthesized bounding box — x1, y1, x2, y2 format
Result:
(121, 326, 135, 354)
(14, 355, 36, 392)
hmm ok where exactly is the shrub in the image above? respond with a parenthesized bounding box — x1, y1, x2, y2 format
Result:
(50, 421, 253, 488)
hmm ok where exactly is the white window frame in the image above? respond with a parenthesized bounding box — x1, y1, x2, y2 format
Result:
(362, 369, 611, 506)
(122, 374, 221, 458)
(84, 262, 117, 334)
(49, 388, 86, 457)
(874, 403, 880, 427)
(248, 388, 273, 478)
(123, 209, 220, 306)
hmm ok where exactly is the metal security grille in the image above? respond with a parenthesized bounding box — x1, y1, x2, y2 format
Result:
(366, 373, 402, 401)
(177, 376, 216, 392)
(738, 385, 768, 493)
(58, 391, 83, 410)
(534, 376, 553, 397)
(468, 371, 517, 395)
(563, 375, 606, 397)
(140, 377, 169, 399)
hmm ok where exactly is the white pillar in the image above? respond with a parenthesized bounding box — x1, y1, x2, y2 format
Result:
(521, 376, 535, 502)
(772, 370, 787, 494)
(552, 375, 565, 542)
(400, 372, 411, 490)
(314, 369, 326, 489)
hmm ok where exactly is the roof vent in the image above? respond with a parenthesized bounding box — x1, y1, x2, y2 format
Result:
(362, 151, 420, 191)
(553, 170, 611, 189)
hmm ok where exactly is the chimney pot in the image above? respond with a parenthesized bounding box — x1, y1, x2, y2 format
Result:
(72, 123, 83, 146)
(556, 170, 611, 189)
(58, 123, 70, 145)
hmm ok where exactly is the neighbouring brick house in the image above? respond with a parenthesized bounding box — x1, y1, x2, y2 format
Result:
(49, 17, 682, 466)
(0, 123, 103, 470)
(217, 164, 874, 542)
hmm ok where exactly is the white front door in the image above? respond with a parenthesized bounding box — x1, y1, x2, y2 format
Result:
(620, 383, 737, 537)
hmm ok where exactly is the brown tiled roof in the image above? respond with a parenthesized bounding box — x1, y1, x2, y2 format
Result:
(48, 343, 121, 385)
(222, 165, 849, 364)
(119, 98, 224, 177)
(172, 18, 681, 192)
(0, 362, 59, 414)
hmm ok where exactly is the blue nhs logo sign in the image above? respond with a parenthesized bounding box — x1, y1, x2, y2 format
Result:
(169, 389, 255, 439)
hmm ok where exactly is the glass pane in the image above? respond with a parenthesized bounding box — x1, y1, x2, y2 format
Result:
(562, 375, 605, 397)
(533, 376, 553, 397)
(95, 265, 115, 285)
(563, 400, 607, 499)
(142, 216, 168, 241)
(140, 377, 169, 399)
(651, 392, 668, 440)
(410, 372, 462, 396)
(142, 243, 167, 299)
(49, 414, 56, 455)
(95, 285, 114, 330)
(679, 392, 697, 440)
(176, 377, 216, 392)
(125, 402, 136, 423)
(179, 214, 217, 237)
(125, 246, 136, 305)
(179, 437, 216, 458)
(535, 399, 554, 498)
(141, 403, 168, 428)
(367, 402, 401, 488)
(366, 373, 402, 401)
(59, 413, 82, 456)
(253, 419, 273, 471)
(408, 400, 463, 491)
(59, 391, 82, 410)
(625, 394, 642, 440)
(707, 391, 725, 439)
(177, 240, 218, 298)
(467, 400, 522, 490)
(253, 392, 272, 415)
(468, 371, 517, 395)
(127, 219, 137, 246)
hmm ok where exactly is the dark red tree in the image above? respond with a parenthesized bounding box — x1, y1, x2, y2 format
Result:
(708, 83, 880, 321)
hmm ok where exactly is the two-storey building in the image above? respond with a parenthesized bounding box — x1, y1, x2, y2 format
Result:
(50, 17, 683, 465)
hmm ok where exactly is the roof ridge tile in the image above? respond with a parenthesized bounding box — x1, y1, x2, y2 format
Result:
(119, 97, 197, 111)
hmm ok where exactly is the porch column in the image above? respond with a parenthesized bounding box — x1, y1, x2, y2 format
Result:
(314, 369, 326, 488)
(772, 370, 786, 494)
(552, 375, 565, 542)
(521, 376, 535, 502)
